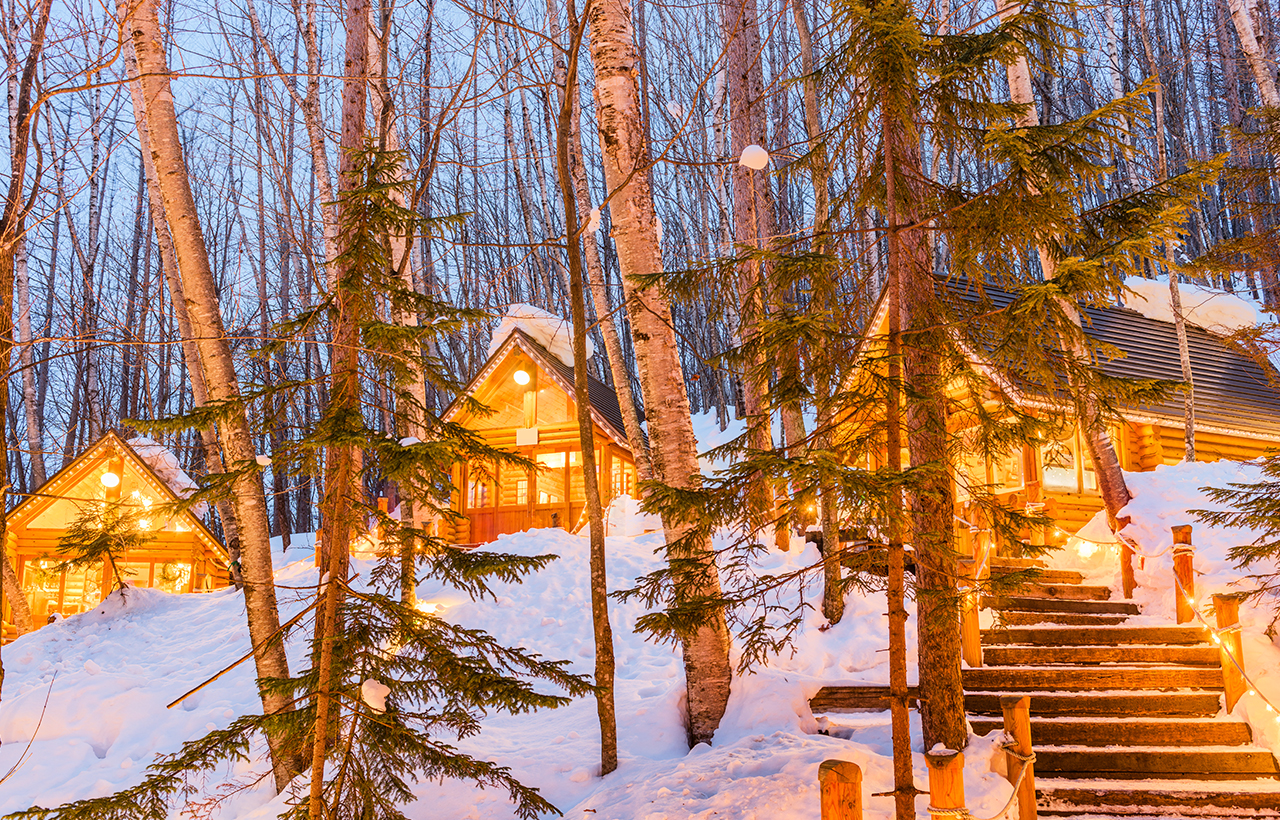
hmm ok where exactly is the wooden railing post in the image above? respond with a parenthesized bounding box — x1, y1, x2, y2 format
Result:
(819, 759, 863, 820)
(1000, 695, 1037, 820)
(1212, 592, 1249, 713)
(925, 748, 965, 818)
(960, 557, 984, 668)
(1172, 525, 1195, 624)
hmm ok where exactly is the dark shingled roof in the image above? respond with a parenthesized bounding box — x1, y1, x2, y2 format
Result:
(960, 281, 1280, 439)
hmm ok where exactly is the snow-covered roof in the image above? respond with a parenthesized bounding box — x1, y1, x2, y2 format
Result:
(126, 435, 209, 518)
(488, 303, 594, 368)
(1122, 276, 1265, 334)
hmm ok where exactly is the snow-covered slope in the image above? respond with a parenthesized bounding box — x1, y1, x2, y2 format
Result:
(1059, 461, 1280, 757)
(0, 528, 1015, 819)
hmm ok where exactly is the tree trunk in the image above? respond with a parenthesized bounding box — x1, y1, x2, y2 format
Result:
(0, 0, 49, 661)
(121, 0, 299, 789)
(123, 38, 244, 588)
(1137, 1, 1197, 461)
(555, 1, 618, 773)
(721, 0, 779, 545)
(310, 0, 370, 809)
(552, 0, 651, 483)
(1227, 0, 1280, 107)
(998, 1, 1133, 522)
(585, 0, 732, 747)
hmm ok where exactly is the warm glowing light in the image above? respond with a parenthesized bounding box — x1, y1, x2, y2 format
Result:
(101, 471, 120, 488)
(1070, 537, 1098, 560)
(513, 369, 531, 386)
(415, 600, 442, 615)
(138, 518, 151, 530)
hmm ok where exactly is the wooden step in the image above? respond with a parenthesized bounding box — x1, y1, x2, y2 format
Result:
(990, 556, 1047, 569)
(998, 611, 1132, 626)
(1038, 782, 1280, 815)
(986, 597, 1141, 615)
(1036, 747, 1280, 778)
(1001, 582, 1113, 601)
(964, 665, 1223, 691)
(982, 625, 1209, 646)
(966, 691, 1222, 717)
(969, 717, 1252, 747)
(982, 644, 1221, 666)
(991, 567, 1085, 585)
(809, 686, 917, 712)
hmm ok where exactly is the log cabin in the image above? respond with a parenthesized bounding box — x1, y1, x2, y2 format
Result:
(844, 280, 1280, 539)
(439, 328, 642, 545)
(4, 431, 229, 629)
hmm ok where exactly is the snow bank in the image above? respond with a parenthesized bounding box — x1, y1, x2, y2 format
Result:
(1122, 275, 1266, 333)
(127, 435, 208, 518)
(1, 525, 1015, 819)
(1104, 461, 1280, 756)
(488, 304, 594, 368)
(604, 494, 662, 536)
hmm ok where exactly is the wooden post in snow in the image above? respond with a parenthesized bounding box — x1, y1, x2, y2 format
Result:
(1213, 592, 1248, 712)
(1120, 536, 1136, 599)
(1000, 695, 1037, 820)
(1172, 525, 1195, 624)
(818, 759, 862, 820)
(925, 748, 964, 818)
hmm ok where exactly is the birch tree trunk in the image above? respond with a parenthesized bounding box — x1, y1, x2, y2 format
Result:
(1227, 0, 1280, 107)
(0, 0, 50, 651)
(585, 0, 732, 747)
(1137, 2, 1196, 461)
(123, 38, 244, 587)
(120, 0, 300, 789)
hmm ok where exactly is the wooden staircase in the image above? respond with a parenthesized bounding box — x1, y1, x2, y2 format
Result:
(811, 554, 1280, 817)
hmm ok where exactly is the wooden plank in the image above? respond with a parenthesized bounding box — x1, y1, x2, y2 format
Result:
(809, 686, 919, 711)
(969, 717, 1252, 747)
(982, 644, 1221, 666)
(964, 691, 1221, 717)
(1035, 748, 1280, 776)
(963, 665, 1224, 691)
(981, 625, 1210, 646)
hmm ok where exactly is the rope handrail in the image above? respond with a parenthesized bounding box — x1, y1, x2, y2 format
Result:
(927, 747, 1036, 820)
(1171, 572, 1280, 724)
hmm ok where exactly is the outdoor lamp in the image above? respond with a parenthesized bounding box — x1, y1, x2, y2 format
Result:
(513, 369, 531, 386)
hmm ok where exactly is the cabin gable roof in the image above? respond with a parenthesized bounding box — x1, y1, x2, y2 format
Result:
(6, 430, 228, 561)
(443, 329, 636, 449)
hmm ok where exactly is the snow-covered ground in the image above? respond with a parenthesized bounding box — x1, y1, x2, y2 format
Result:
(6, 457, 1279, 818)
(0, 526, 1013, 819)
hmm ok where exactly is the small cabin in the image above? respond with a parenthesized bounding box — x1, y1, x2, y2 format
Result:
(4, 431, 229, 628)
(440, 328, 641, 545)
(845, 281, 1280, 539)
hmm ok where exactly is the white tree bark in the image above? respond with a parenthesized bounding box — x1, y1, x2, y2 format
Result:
(586, 0, 732, 747)
(1227, 0, 1280, 107)
(120, 0, 300, 789)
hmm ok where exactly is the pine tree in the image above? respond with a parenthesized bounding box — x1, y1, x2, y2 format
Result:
(53, 503, 153, 594)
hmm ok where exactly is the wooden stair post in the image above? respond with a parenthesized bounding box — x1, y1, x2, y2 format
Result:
(818, 760, 862, 820)
(960, 557, 983, 668)
(1213, 592, 1249, 712)
(925, 748, 964, 819)
(1120, 537, 1136, 599)
(1000, 695, 1036, 820)
(1172, 525, 1195, 624)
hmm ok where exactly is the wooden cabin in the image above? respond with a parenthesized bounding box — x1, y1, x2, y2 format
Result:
(846, 281, 1280, 537)
(4, 431, 229, 627)
(440, 329, 641, 545)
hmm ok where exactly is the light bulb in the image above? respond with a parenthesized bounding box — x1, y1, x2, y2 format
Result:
(513, 369, 530, 386)
(101, 472, 120, 488)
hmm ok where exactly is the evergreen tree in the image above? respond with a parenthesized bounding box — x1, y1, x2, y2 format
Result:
(53, 502, 153, 594)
